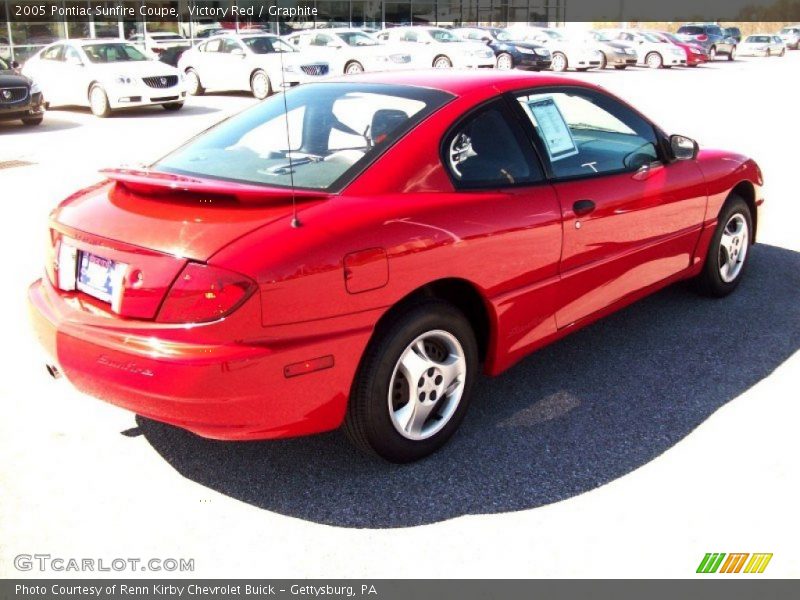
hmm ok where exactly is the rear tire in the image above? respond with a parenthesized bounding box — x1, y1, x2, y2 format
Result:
(694, 195, 752, 297)
(614, 64, 627, 70)
(598, 53, 608, 69)
(344, 60, 365, 74)
(728, 46, 736, 61)
(344, 300, 478, 463)
(89, 85, 111, 118)
(709, 46, 717, 60)
(433, 55, 452, 69)
(645, 52, 663, 69)
(496, 52, 513, 70)
(162, 102, 183, 111)
(21, 116, 43, 126)
(185, 68, 204, 96)
(551, 51, 568, 72)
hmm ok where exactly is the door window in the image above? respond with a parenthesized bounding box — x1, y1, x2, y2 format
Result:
(443, 102, 544, 188)
(515, 89, 659, 179)
(41, 44, 64, 61)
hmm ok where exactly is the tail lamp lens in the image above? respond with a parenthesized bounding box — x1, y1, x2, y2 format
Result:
(157, 263, 256, 324)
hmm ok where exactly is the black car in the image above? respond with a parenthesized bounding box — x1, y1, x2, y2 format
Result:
(455, 27, 552, 71)
(0, 57, 44, 126)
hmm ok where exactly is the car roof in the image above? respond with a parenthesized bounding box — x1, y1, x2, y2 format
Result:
(326, 69, 601, 97)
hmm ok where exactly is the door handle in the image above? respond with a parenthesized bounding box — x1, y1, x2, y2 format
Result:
(573, 199, 596, 216)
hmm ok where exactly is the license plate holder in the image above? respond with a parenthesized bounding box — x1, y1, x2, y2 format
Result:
(76, 251, 126, 306)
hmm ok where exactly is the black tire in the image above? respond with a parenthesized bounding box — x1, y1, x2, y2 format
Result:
(21, 116, 43, 126)
(432, 55, 452, 69)
(645, 52, 663, 69)
(598, 53, 608, 69)
(89, 85, 111, 118)
(728, 46, 736, 61)
(344, 60, 365, 74)
(344, 300, 479, 463)
(162, 102, 184, 111)
(551, 51, 568, 72)
(694, 195, 753, 297)
(614, 64, 627, 70)
(185, 68, 204, 96)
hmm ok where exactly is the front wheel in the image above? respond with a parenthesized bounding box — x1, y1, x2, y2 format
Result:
(709, 46, 717, 60)
(89, 85, 111, 117)
(344, 300, 478, 463)
(614, 64, 627, 70)
(496, 52, 513, 70)
(162, 102, 183, 111)
(250, 69, 271, 100)
(694, 196, 752, 297)
(645, 52, 663, 69)
(344, 60, 365, 74)
(185, 69, 204, 96)
(432, 55, 452, 69)
(728, 46, 736, 61)
(21, 116, 43, 126)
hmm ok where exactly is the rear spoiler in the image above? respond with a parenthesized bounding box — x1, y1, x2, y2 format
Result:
(100, 168, 329, 204)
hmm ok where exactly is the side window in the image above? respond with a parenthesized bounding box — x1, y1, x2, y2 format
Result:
(64, 46, 82, 64)
(205, 39, 221, 53)
(403, 31, 419, 42)
(444, 103, 544, 188)
(516, 90, 659, 179)
(312, 34, 333, 46)
(42, 45, 64, 61)
(220, 39, 240, 53)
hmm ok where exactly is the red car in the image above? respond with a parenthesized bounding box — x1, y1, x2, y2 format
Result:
(655, 31, 710, 66)
(29, 71, 763, 462)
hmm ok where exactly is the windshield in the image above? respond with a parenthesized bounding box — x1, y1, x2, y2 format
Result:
(639, 32, 663, 43)
(155, 83, 452, 191)
(591, 31, 615, 42)
(83, 43, 149, 63)
(543, 29, 564, 40)
(780, 28, 799, 34)
(746, 36, 770, 43)
(338, 31, 377, 46)
(244, 36, 294, 53)
(429, 29, 461, 43)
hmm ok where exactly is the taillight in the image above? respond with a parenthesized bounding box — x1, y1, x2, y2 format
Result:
(697, 34, 708, 41)
(156, 263, 256, 324)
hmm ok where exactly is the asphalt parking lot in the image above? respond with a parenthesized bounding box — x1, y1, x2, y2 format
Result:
(1, 54, 798, 578)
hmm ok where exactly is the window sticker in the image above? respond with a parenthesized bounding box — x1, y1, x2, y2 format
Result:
(526, 97, 578, 162)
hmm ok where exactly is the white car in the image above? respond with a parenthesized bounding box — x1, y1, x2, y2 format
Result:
(738, 34, 786, 57)
(778, 25, 800, 49)
(375, 27, 495, 69)
(503, 26, 602, 71)
(284, 28, 412, 74)
(23, 40, 186, 117)
(178, 33, 330, 99)
(599, 29, 687, 68)
(128, 32, 188, 57)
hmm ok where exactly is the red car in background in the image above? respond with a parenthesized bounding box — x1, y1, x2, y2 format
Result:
(28, 71, 763, 462)
(654, 31, 710, 66)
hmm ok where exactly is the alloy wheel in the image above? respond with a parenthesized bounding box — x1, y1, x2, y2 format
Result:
(496, 53, 513, 70)
(251, 71, 270, 100)
(718, 213, 749, 283)
(345, 61, 364, 74)
(551, 53, 567, 71)
(387, 330, 467, 441)
(433, 56, 452, 69)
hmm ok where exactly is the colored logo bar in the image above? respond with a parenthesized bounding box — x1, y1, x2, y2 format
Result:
(697, 553, 773, 574)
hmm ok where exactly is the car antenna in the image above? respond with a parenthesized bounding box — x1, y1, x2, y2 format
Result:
(277, 28, 301, 228)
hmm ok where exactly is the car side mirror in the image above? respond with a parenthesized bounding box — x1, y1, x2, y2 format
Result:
(670, 134, 699, 161)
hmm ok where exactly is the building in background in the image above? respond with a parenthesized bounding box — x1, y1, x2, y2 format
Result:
(1, 0, 565, 63)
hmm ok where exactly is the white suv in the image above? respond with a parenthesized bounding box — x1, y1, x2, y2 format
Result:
(375, 27, 495, 69)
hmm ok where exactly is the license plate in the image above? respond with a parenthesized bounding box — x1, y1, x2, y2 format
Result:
(77, 251, 124, 304)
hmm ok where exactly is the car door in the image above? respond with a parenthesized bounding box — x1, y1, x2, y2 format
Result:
(511, 87, 707, 328)
(441, 99, 563, 368)
(26, 44, 64, 104)
(216, 38, 249, 90)
(61, 45, 91, 106)
(196, 38, 224, 89)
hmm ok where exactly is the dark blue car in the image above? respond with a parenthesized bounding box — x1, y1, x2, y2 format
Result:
(454, 27, 552, 71)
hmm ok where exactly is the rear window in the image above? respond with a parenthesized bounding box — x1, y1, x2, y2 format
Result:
(746, 36, 770, 43)
(678, 26, 704, 35)
(155, 83, 452, 191)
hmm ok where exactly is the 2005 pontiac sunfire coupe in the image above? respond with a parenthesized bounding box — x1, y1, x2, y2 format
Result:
(29, 71, 763, 462)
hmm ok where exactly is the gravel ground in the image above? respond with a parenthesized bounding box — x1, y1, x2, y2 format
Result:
(1, 53, 798, 578)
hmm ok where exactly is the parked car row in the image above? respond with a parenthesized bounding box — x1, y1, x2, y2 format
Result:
(6, 22, 796, 122)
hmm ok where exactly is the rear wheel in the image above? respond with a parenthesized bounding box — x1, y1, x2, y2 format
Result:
(21, 116, 43, 126)
(551, 52, 567, 72)
(185, 68, 204, 96)
(496, 52, 513, 70)
(728, 46, 736, 60)
(250, 69, 271, 100)
(162, 102, 183, 111)
(433, 55, 452, 69)
(598, 53, 608, 69)
(779, 47, 786, 57)
(645, 52, 663, 69)
(694, 195, 752, 297)
(89, 85, 111, 117)
(614, 64, 627, 70)
(709, 46, 717, 60)
(344, 300, 478, 463)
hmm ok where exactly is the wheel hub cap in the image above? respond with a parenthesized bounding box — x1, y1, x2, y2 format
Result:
(388, 330, 467, 441)
(718, 213, 748, 283)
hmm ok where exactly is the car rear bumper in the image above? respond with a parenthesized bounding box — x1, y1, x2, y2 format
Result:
(28, 277, 370, 440)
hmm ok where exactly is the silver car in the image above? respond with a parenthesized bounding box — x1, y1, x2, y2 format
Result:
(738, 35, 786, 57)
(778, 25, 800, 49)
(587, 30, 639, 69)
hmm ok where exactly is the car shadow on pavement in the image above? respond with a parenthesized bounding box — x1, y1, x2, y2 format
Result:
(0, 117, 80, 134)
(138, 243, 800, 528)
